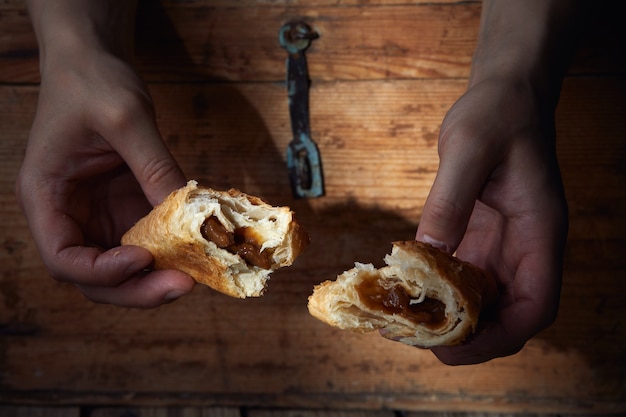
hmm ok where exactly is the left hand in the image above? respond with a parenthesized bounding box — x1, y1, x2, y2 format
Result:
(415, 76, 569, 364)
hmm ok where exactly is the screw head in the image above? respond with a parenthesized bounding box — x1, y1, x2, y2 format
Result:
(279, 21, 318, 54)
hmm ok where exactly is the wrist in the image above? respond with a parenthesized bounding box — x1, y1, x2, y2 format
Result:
(467, 0, 583, 111)
(27, 0, 138, 71)
(468, 57, 562, 115)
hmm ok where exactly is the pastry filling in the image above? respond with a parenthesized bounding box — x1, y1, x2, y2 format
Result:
(355, 276, 446, 328)
(201, 216, 272, 269)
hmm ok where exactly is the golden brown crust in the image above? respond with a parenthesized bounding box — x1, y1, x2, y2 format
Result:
(121, 181, 309, 298)
(121, 182, 235, 295)
(307, 241, 498, 347)
(285, 219, 310, 265)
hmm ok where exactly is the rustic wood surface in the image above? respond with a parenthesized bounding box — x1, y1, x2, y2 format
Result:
(4, 406, 622, 417)
(1, 0, 625, 414)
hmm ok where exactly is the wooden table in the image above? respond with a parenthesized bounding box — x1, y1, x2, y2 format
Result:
(1, 1, 625, 415)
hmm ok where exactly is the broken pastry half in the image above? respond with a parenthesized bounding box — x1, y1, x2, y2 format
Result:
(307, 241, 498, 347)
(121, 180, 309, 298)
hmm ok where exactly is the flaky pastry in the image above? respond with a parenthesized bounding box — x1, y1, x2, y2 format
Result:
(122, 180, 309, 298)
(308, 241, 497, 347)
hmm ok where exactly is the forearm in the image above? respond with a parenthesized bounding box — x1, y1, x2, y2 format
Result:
(26, 0, 139, 68)
(470, 0, 586, 108)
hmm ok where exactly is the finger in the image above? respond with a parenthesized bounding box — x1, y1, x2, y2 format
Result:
(431, 299, 541, 365)
(77, 269, 195, 308)
(416, 148, 492, 253)
(104, 96, 186, 206)
(18, 179, 148, 287)
(52, 244, 157, 285)
(431, 251, 562, 365)
(431, 327, 524, 366)
(19, 180, 196, 304)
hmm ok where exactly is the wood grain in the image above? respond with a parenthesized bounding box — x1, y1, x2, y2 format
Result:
(1, 76, 625, 413)
(1, 0, 625, 415)
(2, 1, 625, 85)
(90, 407, 241, 417)
(0, 407, 80, 417)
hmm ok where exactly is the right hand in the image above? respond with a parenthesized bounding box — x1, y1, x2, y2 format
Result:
(16, 33, 195, 308)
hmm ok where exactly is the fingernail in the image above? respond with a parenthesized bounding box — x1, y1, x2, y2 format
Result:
(164, 289, 187, 301)
(421, 234, 450, 253)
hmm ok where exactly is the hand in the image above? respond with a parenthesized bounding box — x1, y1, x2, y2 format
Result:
(415, 77, 569, 364)
(16, 37, 194, 308)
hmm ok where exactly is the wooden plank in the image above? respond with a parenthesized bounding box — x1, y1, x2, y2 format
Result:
(0, 407, 80, 417)
(0, 0, 626, 83)
(3, 1, 625, 85)
(248, 410, 394, 417)
(1, 75, 625, 414)
(90, 407, 241, 417)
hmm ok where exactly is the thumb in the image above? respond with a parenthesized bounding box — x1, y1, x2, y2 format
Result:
(416, 151, 487, 253)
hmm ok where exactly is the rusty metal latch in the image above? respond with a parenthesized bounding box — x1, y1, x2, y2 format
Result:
(279, 21, 324, 199)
